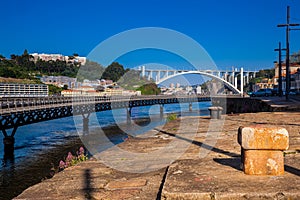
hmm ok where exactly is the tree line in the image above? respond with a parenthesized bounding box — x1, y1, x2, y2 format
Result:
(0, 50, 80, 79)
(0, 50, 161, 95)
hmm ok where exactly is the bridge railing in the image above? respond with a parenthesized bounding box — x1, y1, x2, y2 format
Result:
(0, 94, 223, 115)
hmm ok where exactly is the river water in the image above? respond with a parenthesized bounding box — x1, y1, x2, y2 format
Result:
(0, 101, 211, 199)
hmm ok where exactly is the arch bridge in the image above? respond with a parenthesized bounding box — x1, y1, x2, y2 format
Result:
(138, 66, 258, 94)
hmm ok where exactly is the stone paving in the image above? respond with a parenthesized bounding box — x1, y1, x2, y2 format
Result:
(15, 103, 300, 199)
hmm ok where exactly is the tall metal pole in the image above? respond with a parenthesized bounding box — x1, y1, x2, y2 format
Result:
(275, 42, 286, 97)
(277, 6, 300, 100)
(286, 6, 290, 100)
(279, 42, 283, 97)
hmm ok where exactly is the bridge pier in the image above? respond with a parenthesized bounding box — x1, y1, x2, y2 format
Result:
(189, 102, 192, 112)
(1, 127, 18, 158)
(3, 136, 15, 158)
(160, 104, 164, 117)
(127, 108, 132, 124)
(82, 113, 90, 134)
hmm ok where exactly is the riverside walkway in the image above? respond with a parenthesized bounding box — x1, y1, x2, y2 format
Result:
(15, 97, 300, 199)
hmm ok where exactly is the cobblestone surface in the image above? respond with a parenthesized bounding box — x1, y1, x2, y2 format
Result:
(15, 110, 300, 200)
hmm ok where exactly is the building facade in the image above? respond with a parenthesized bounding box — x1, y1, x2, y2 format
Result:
(0, 83, 48, 97)
(274, 63, 300, 91)
(40, 76, 77, 89)
(31, 53, 86, 65)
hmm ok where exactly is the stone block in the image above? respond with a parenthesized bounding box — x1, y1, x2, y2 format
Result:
(238, 127, 289, 150)
(105, 178, 147, 190)
(243, 150, 284, 175)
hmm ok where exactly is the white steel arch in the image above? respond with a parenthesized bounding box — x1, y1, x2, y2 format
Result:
(156, 71, 241, 94)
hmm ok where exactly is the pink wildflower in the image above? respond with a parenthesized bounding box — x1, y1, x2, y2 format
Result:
(66, 152, 73, 161)
(59, 160, 66, 170)
(79, 147, 85, 155)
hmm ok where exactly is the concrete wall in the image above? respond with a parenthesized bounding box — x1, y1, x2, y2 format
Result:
(212, 97, 272, 114)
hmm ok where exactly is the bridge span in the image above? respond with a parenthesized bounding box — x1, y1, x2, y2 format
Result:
(139, 66, 258, 94)
(0, 95, 213, 157)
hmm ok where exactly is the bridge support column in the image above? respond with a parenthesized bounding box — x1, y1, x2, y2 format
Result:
(246, 72, 250, 84)
(160, 104, 164, 117)
(240, 67, 244, 95)
(127, 108, 132, 124)
(231, 72, 235, 85)
(82, 113, 90, 134)
(234, 76, 238, 89)
(1, 127, 17, 158)
(3, 136, 15, 158)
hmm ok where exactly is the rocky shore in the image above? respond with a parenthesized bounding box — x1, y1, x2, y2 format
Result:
(14, 110, 300, 200)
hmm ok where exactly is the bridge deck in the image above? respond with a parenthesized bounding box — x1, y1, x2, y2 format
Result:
(0, 95, 212, 130)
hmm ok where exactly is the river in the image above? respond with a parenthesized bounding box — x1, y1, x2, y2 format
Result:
(0, 101, 211, 199)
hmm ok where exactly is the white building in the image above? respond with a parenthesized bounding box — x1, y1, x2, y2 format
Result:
(0, 83, 48, 97)
(30, 53, 86, 65)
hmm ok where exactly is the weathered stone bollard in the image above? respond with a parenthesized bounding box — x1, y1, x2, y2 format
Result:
(238, 126, 289, 175)
(208, 107, 219, 119)
(209, 106, 223, 119)
(217, 106, 223, 119)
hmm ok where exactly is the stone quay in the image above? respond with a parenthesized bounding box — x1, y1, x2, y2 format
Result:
(15, 97, 300, 200)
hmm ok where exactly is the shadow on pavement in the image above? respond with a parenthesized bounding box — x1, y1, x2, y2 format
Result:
(285, 165, 300, 177)
(213, 158, 242, 171)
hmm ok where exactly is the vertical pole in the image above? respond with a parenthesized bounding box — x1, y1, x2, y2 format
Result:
(240, 67, 244, 96)
(278, 42, 283, 97)
(285, 6, 290, 101)
(189, 102, 192, 112)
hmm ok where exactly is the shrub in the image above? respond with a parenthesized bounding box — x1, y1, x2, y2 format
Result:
(58, 146, 88, 171)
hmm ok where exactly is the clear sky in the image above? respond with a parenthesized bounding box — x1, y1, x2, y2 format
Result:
(1, 0, 300, 71)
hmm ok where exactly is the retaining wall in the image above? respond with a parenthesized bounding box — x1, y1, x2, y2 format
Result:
(212, 97, 272, 114)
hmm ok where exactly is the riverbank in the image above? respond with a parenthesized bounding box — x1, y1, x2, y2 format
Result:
(15, 111, 300, 199)
(0, 117, 160, 200)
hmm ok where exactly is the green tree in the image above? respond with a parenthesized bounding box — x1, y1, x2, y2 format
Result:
(101, 62, 125, 82)
(137, 83, 161, 95)
(48, 84, 63, 95)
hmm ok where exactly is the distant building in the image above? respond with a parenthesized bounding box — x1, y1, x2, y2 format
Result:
(273, 62, 300, 91)
(0, 83, 48, 97)
(291, 69, 300, 91)
(30, 53, 86, 65)
(255, 78, 274, 90)
(61, 83, 140, 97)
(31, 53, 65, 62)
(274, 63, 300, 78)
(40, 76, 77, 88)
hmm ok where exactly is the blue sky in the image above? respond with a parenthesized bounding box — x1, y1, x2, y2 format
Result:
(1, 0, 300, 71)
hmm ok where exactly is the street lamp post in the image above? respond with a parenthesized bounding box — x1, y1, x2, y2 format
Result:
(277, 6, 300, 100)
(274, 42, 286, 97)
